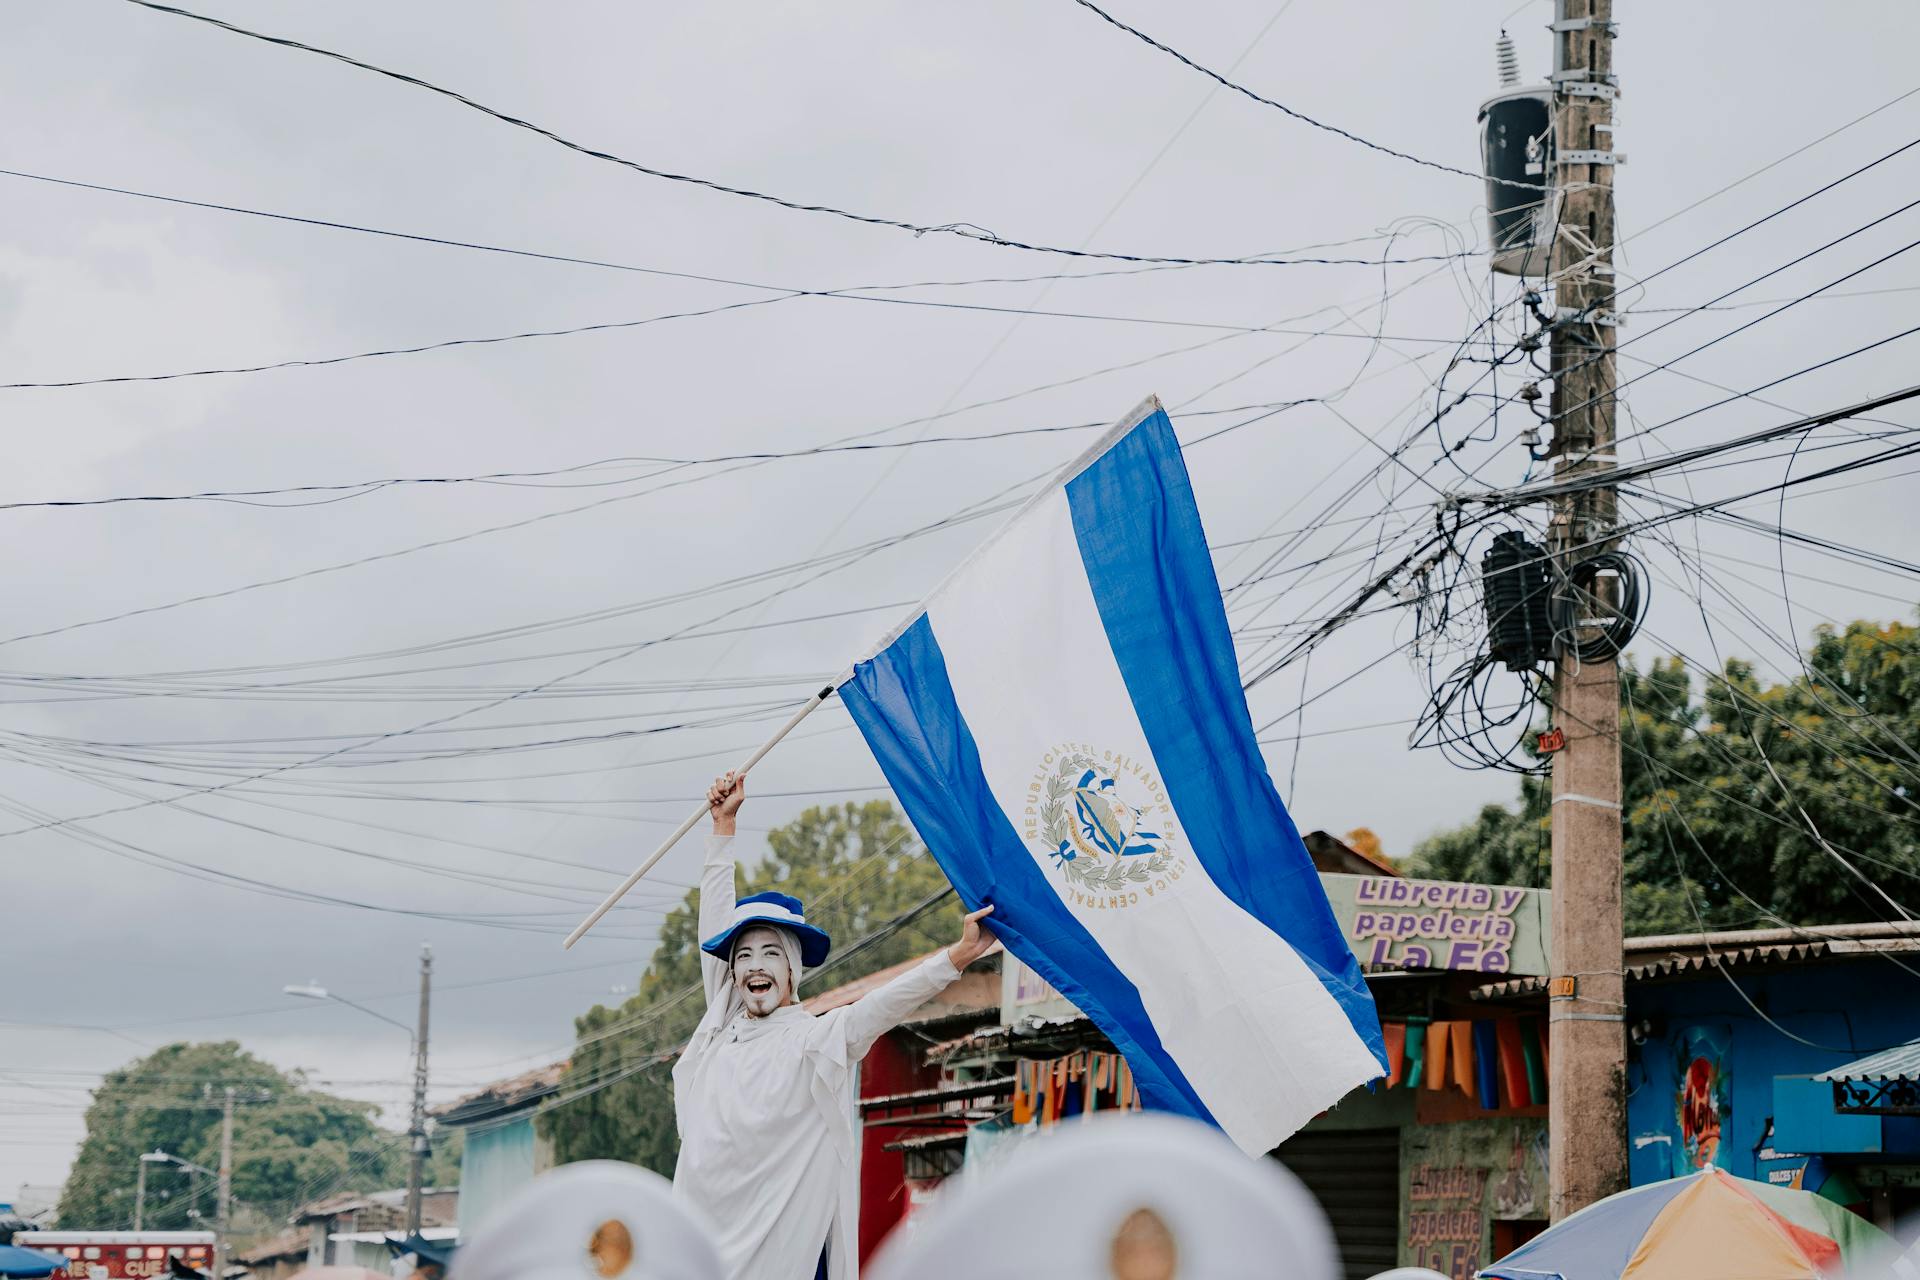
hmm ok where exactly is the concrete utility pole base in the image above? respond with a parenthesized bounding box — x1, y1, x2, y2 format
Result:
(1545, 0, 1629, 1220)
(1548, 657, 1628, 1217)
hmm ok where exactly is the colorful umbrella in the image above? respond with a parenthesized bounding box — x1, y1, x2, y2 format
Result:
(1480, 1167, 1892, 1280)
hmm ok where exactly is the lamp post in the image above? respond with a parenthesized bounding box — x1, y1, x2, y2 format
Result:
(284, 945, 433, 1233)
(136, 1151, 215, 1233)
(282, 983, 417, 1039)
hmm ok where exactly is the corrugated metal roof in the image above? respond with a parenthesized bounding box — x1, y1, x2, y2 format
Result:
(1469, 934, 1920, 1002)
(1816, 1039, 1920, 1083)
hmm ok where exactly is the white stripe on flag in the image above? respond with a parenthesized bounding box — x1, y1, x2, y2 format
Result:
(925, 488, 1380, 1152)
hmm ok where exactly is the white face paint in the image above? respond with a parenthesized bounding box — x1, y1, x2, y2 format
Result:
(730, 925, 794, 1018)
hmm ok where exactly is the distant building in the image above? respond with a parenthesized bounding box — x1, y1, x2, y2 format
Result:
(1303, 828, 1403, 878)
(235, 1189, 456, 1280)
(432, 1065, 566, 1236)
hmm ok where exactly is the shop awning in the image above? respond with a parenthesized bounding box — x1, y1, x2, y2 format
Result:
(1816, 1039, 1920, 1116)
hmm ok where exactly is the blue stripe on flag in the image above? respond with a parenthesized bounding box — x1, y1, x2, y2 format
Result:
(1063, 408, 1388, 1071)
(841, 614, 1217, 1124)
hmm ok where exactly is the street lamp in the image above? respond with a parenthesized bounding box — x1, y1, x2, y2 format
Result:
(136, 1150, 213, 1232)
(282, 982, 416, 1043)
(282, 945, 432, 1235)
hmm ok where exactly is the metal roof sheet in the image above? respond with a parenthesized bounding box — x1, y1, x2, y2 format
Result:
(1468, 934, 1920, 1002)
(1816, 1039, 1920, 1083)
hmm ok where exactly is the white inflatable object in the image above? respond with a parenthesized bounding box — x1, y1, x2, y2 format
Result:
(868, 1113, 1340, 1280)
(450, 1160, 722, 1280)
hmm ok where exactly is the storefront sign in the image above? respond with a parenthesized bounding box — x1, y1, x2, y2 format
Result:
(1407, 1162, 1488, 1278)
(1400, 1118, 1547, 1279)
(1000, 955, 1079, 1026)
(1002, 873, 1550, 1023)
(1325, 874, 1550, 975)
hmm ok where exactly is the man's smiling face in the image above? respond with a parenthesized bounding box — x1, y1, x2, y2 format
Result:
(730, 925, 794, 1018)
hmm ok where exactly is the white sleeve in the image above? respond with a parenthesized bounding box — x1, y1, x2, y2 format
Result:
(824, 950, 963, 1062)
(696, 834, 737, 1007)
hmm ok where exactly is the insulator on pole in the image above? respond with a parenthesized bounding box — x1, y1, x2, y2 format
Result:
(1496, 32, 1521, 87)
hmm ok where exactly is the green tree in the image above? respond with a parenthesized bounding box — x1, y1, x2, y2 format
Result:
(56, 1041, 448, 1233)
(542, 800, 962, 1173)
(1406, 617, 1920, 935)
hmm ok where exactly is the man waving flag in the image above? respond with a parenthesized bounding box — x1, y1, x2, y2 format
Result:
(838, 395, 1387, 1155)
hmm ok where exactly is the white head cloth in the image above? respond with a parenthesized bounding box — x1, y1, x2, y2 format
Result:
(868, 1113, 1340, 1280)
(692, 922, 806, 1044)
(450, 1160, 723, 1280)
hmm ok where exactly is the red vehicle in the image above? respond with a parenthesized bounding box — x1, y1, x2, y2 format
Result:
(13, 1232, 215, 1280)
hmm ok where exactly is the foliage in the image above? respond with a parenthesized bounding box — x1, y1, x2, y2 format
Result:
(1406, 617, 1920, 935)
(1341, 827, 1392, 868)
(56, 1041, 456, 1233)
(542, 800, 962, 1174)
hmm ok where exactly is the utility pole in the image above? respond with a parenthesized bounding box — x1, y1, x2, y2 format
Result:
(404, 943, 432, 1235)
(133, 1156, 148, 1233)
(214, 1089, 235, 1279)
(1545, 0, 1626, 1221)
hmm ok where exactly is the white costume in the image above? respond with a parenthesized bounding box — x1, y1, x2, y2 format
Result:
(672, 834, 961, 1280)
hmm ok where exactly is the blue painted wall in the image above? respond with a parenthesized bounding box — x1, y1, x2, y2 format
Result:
(1625, 958, 1920, 1187)
(457, 1118, 540, 1235)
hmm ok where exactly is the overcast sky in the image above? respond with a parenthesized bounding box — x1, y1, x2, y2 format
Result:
(5, 0, 1918, 1202)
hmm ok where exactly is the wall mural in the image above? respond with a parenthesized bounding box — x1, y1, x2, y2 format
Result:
(1672, 1024, 1732, 1176)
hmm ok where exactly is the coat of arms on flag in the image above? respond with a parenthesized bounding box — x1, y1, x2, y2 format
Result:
(1031, 748, 1174, 895)
(837, 394, 1388, 1155)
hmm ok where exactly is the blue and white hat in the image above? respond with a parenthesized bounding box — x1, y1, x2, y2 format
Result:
(700, 891, 833, 969)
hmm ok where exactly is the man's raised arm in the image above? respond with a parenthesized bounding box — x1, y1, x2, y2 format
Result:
(696, 771, 746, 1008)
(829, 905, 997, 1060)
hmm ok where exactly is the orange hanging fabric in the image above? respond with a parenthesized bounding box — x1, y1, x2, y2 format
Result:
(1383, 1022, 1407, 1086)
(1425, 1020, 1453, 1089)
(1449, 1020, 1475, 1095)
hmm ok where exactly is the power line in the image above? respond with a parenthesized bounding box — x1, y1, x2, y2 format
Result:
(117, 0, 1467, 270)
(0, 163, 1469, 299)
(0, 291, 1472, 391)
(1067, 0, 1523, 189)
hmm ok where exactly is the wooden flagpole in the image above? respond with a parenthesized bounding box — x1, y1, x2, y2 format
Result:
(563, 395, 1169, 951)
(562, 684, 836, 949)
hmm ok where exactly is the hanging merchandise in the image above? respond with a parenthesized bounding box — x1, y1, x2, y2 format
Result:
(1013, 1052, 1142, 1130)
(1519, 1017, 1548, 1103)
(1383, 1022, 1408, 1086)
(1450, 1021, 1476, 1096)
(1496, 1019, 1533, 1108)
(1425, 1020, 1454, 1090)
(1473, 1021, 1503, 1110)
(1403, 1022, 1428, 1090)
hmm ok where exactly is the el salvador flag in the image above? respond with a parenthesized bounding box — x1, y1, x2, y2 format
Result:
(838, 396, 1387, 1155)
